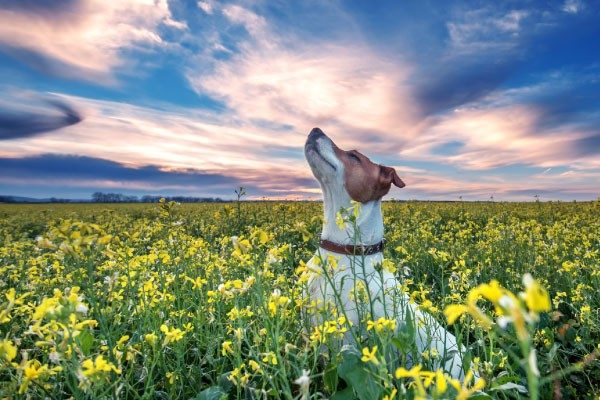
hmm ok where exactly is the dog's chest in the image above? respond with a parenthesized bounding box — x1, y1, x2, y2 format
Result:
(305, 252, 398, 325)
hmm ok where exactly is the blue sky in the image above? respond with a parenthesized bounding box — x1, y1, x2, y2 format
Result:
(0, 0, 598, 200)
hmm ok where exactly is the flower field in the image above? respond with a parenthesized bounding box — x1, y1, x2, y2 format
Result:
(0, 200, 598, 399)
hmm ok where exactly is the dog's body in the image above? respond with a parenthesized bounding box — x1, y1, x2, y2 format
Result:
(304, 128, 467, 379)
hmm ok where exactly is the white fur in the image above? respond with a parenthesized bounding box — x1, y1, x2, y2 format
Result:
(304, 131, 467, 379)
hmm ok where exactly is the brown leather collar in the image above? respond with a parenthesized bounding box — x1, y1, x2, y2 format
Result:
(319, 238, 384, 256)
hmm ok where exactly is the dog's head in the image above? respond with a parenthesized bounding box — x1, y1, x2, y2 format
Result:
(304, 127, 405, 203)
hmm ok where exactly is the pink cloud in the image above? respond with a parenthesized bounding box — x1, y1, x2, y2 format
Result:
(187, 4, 420, 153)
(400, 104, 598, 170)
(0, 0, 184, 81)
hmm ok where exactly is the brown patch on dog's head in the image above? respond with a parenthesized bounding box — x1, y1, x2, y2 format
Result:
(333, 146, 405, 203)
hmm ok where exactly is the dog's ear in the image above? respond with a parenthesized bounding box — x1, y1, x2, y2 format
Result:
(380, 165, 405, 189)
(368, 165, 405, 201)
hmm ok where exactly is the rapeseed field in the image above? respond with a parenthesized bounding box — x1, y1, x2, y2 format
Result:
(0, 200, 598, 399)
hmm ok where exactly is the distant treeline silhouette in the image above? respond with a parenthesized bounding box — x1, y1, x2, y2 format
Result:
(0, 195, 75, 203)
(91, 192, 224, 203)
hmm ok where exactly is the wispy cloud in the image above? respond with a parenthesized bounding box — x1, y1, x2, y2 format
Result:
(402, 103, 599, 170)
(562, 0, 584, 14)
(0, 0, 184, 81)
(446, 8, 529, 55)
(186, 2, 420, 151)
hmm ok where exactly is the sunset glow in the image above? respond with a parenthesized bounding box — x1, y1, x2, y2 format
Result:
(1, 1, 598, 200)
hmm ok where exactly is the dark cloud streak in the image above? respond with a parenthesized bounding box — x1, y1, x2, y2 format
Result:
(414, 60, 514, 115)
(0, 154, 241, 187)
(0, 99, 83, 140)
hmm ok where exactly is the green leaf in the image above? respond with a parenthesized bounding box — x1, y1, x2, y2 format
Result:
(393, 305, 417, 354)
(324, 362, 339, 393)
(491, 371, 522, 386)
(337, 346, 382, 400)
(490, 382, 528, 394)
(468, 393, 493, 400)
(76, 330, 94, 355)
(194, 386, 227, 400)
(330, 387, 356, 400)
(217, 372, 234, 393)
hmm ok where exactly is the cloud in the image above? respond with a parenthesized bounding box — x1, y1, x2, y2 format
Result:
(562, 0, 584, 14)
(1, 2, 598, 200)
(197, 1, 214, 15)
(401, 64, 600, 172)
(393, 166, 599, 201)
(0, 97, 82, 140)
(1, 88, 597, 201)
(186, 3, 420, 151)
(0, 0, 184, 81)
(0, 93, 319, 196)
(222, 4, 267, 37)
(409, 6, 535, 115)
(402, 103, 599, 170)
(414, 60, 515, 115)
(0, 153, 243, 195)
(445, 7, 529, 55)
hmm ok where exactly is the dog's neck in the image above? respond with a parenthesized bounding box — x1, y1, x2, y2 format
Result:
(320, 183, 384, 246)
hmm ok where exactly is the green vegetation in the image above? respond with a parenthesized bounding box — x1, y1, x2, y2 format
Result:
(0, 201, 598, 398)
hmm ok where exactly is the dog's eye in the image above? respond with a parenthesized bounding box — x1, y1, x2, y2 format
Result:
(348, 152, 360, 163)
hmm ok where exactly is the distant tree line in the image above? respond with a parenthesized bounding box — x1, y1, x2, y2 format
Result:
(0, 196, 22, 203)
(91, 192, 225, 203)
(91, 192, 139, 203)
(0, 196, 76, 203)
(0, 196, 18, 203)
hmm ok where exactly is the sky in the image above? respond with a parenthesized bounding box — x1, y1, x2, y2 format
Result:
(0, 0, 598, 201)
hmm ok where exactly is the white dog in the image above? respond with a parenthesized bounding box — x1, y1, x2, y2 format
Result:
(304, 127, 468, 379)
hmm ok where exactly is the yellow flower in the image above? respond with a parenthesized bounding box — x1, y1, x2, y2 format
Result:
(394, 365, 427, 397)
(81, 355, 121, 378)
(254, 229, 269, 244)
(116, 335, 130, 347)
(361, 346, 379, 365)
(19, 360, 59, 394)
(185, 276, 208, 290)
(0, 339, 17, 362)
(160, 324, 185, 345)
(467, 280, 504, 305)
(383, 388, 398, 400)
(395, 365, 422, 379)
(381, 259, 397, 274)
(262, 351, 278, 365)
(222, 340, 233, 355)
(522, 274, 551, 312)
(144, 333, 157, 346)
(267, 290, 290, 316)
(444, 304, 469, 324)
(166, 371, 177, 384)
(231, 236, 251, 256)
(435, 369, 447, 395)
(448, 370, 485, 400)
(366, 317, 397, 333)
(326, 255, 339, 270)
(248, 360, 261, 372)
(349, 200, 361, 219)
(335, 212, 346, 230)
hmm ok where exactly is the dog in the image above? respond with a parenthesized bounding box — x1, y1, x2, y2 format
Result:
(304, 127, 467, 379)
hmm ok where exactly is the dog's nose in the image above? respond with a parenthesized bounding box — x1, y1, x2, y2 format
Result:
(308, 127, 325, 141)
